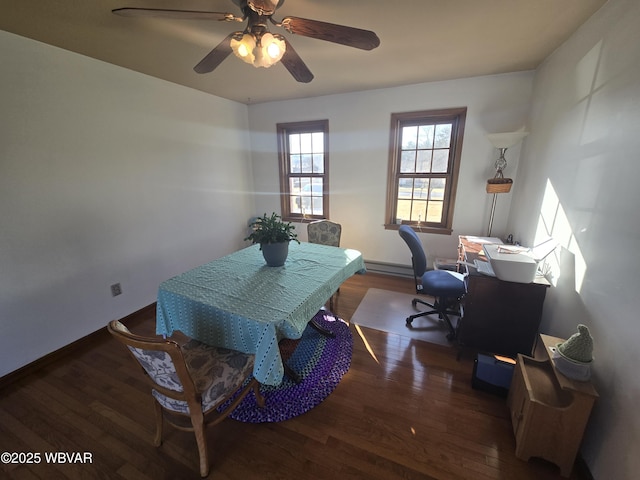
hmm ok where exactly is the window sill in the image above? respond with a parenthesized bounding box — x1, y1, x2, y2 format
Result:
(284, 216, 326, 224)
(384, 223, 453, 235)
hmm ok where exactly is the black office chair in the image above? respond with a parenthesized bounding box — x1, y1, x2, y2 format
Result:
(398, 225, 466, 341)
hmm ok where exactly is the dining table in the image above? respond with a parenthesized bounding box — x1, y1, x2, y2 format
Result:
(156, 241, 365, 386)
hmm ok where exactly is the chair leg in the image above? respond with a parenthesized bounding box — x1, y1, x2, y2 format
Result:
(406, 297, 438, 326)
(153, 399, 163, 447)
(253, 381, 265, 408)
(406, 296, 460, 341)
(439, 310, 457, 341)
(328, 288, 340, 311)
(189, 410, 209, 478)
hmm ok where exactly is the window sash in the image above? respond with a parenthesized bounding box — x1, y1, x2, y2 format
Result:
(278, 120, 329, 221)
(386, 108, 466, 234)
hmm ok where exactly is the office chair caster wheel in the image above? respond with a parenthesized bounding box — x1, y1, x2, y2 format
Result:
(406, 317, 414, 328)
(411, 299, 418, 307)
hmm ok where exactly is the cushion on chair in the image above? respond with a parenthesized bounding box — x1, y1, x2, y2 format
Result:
(152, 340, 255, 415)
(128, 346, 183, 392)
(112, 319, 185, 392)
(420, 269, 466, 297)
(308, 220, 341, 247)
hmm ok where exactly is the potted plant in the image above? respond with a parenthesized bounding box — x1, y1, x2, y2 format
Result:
(245, 212, 300, 266)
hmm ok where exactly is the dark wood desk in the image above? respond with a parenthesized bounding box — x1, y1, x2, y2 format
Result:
(457, 236, 550, 357)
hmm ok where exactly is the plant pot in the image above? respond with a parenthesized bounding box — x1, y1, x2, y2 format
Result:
(261, 242, 289, 267)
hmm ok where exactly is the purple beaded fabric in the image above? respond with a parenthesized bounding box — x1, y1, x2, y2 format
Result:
(222, 310, 353, 423)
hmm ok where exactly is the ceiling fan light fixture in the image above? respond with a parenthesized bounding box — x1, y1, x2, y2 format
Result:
(231, 32, 257, 64)
(261, 32, 286, 64)
(230, 30, 285, 68)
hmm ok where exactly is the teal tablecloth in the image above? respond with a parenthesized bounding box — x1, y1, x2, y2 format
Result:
(156, 242, 365, 386)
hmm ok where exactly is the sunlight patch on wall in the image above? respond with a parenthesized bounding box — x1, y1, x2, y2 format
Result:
(536, 179, 586, 292)
(568, 234, 587, 292)
(575, 40, 602, 103)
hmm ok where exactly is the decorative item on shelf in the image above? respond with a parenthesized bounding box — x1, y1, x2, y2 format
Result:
(486, 177, 513, 194)
(551, 324, 594, 381)
(485, 130, 529, 236)
(245, 212, 300, 266)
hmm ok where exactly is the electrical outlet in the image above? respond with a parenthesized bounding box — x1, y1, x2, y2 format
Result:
(110, 283, 122, 297)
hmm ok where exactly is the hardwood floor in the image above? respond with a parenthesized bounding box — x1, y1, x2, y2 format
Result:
(0, 273, 591, 480)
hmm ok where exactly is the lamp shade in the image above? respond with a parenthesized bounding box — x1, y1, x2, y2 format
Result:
(487, 131, 529, 149)
(253, 32, 285, 68)
(231, 33, 257, 64)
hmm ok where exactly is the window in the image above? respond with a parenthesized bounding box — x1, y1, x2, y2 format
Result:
(278, 120, 329, 222)
(385, 108, 466, 234)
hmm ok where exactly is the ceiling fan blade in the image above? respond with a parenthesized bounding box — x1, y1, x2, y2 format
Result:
(280, 40, 313, 83)
(280, 16, 380, 50)
(194, 33, 236, 74)
(112, 8, 238, 22)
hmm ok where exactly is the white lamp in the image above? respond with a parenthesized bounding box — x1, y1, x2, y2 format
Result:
(487, 132, 530, 150)
(486, 131, 529, 236)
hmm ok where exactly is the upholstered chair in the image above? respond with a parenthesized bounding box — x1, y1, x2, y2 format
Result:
(107, 320, 263, 477)
(307, 219, 342, 247)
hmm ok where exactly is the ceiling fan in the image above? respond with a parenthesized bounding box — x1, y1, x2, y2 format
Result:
(112, 0, 380, 83)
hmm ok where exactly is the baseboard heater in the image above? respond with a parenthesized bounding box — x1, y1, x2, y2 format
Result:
(363, 260, 413, 278)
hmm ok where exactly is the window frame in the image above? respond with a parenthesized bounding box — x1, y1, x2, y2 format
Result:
(385, 107, 467, 234)
(277, 120, 329, 223)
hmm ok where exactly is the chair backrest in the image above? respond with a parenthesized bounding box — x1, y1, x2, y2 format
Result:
(307, 220, 342, 247)
(398, 225, 428, 277)
(107, 320, 197, 402)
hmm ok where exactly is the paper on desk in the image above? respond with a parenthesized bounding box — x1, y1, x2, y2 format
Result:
(465, 236, 504, 244)
(496, 245, 529, 254)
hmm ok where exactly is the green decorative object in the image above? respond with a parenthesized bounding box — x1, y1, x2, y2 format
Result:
(557, 324, 594, 364)
(245, 213, 299, 266)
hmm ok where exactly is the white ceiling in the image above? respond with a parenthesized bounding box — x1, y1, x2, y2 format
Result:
(0, 0, 607, 104)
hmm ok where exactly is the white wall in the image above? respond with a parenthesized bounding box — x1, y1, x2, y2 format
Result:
(4, 2, 632, 474)
(0, 31, 254, 377)
(507, 0, 640, 478)
(247, 72, 534, 267)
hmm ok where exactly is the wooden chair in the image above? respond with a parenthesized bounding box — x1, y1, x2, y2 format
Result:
(107, 320, 263, 477)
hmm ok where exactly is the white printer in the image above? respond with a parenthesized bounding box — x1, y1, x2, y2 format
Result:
(482, 239, 557, 283)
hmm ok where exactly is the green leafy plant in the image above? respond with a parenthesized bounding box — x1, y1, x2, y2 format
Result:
(245, 212, 299, 248)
